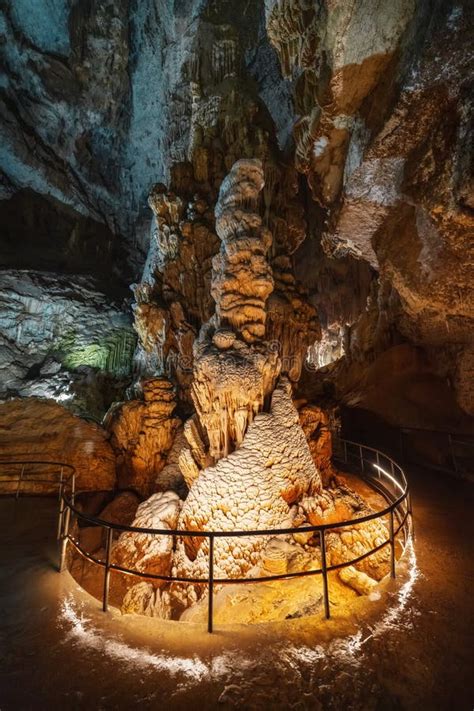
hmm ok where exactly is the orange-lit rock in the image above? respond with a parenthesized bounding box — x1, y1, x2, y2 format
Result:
(107, 378, 180, 497)
(299, 404, 336, 485)
(112, 491, 182, 583)
(0, 398, 116, 493)
(98, 491, 141, 527)
(172, 380, 320, 604)
(190, 159, 281, 462)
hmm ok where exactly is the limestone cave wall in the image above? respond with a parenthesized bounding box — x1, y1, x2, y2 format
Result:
(1, 0, 473, 434)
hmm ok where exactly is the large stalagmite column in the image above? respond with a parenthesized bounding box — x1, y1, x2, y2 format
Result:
(172, 160, 321, 599)
(189, 159, 282, 463)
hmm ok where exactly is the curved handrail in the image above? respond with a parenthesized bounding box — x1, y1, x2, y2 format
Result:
(62, 487, 407, 537)
(0, 444, 412, 632)
(57, 439, 412, 630)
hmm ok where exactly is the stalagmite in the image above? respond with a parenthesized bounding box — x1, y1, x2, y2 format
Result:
(189, 159, 281, 461)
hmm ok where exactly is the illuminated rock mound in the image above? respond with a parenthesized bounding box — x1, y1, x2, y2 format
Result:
(173, 379, 321, 605)
(113, 490, 182, 580)
(68, 158, 390, 622)
(166, 159, 389, 614)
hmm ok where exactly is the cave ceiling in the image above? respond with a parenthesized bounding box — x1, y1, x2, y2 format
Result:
(0, 0, 472, 425)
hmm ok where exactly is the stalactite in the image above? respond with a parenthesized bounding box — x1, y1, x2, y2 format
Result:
(211, 38, 238, 82)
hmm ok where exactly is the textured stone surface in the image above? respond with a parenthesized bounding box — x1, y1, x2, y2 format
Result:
(1, 0, 473, 423)
(106, 378, 181, 497)
(190, 159, 281, 462)
(0, 270, 135, 419)
(339, 565, 378, 596)
(2, 0, 471, 627)
(121, 582, 171, 619)
(97, 491, 141, 527)
(287, 1, 474, 417)
(0, 398, 116, 492)
(172, 380, 320, 603)
(299, 403, 336, 485)
(112, 491, 182, 581)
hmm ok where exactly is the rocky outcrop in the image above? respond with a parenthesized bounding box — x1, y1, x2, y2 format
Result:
(212, 159, 274, 343)
(78, 491, 141, 555)
(106, 378, 180, 497)
(299, 403, 336, 485)
(0, 270, 135, 419)
(279, 1, 474, 418)
(299, 482, 390, 580)
(0, 398, 116, 492)
(112, 491, 182, 582)
(121, 582, 171, 618)
(2, 0, 473, 425)
(173, 380, 320, 603)
(190, 159, 281, 462)
(267, 255, 320, 382)
(266, 0, 416, 208)
(131, 185, 219, 406)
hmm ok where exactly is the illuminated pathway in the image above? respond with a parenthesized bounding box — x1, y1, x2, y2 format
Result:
(0, 465, 473, 710)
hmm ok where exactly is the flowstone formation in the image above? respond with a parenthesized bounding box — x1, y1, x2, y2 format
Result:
(106, 378, 180, 497)
(100, 159, 391, 622)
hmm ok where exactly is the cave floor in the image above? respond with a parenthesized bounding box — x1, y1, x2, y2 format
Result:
(0, 466, 473, 711)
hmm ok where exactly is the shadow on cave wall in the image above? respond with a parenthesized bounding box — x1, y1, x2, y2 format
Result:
(0, 189, 132, 299)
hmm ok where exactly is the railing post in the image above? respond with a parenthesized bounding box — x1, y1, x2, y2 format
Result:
(208, 534, 214, 633)
(319, 530, 330, 619)
(408, 493, 416, 541)
(58, 467, 63, 502)
(71, 473, 76, 505)
(59, 506, 71, 572)
(359, 445, 364, 473)
(57, 486, 65, 540)
(102, 527, 113, 612)
(390, 457, 396, 495)
(389, 509, 396, 579)
(16, 464, 25, 500)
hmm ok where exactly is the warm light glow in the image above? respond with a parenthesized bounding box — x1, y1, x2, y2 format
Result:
(372, 463, 405, 494)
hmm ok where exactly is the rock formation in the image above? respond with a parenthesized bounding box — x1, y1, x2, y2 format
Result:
(173, 380, 320, 602)
(167, 160, 388, 612)
(1, 0, 472, 427)
(106, 378, 180, 497)
(189, 159, 281, 462)
(2, 0, 470, 625)
(112, 491, 182, 582)
(0, 398, 116, 493)
(299, 403, 336, 485)
(0, 271, 135, 419)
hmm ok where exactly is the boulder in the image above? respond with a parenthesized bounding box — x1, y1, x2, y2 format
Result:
(121, 582, 171, 618)
(112, 491, 182, 583)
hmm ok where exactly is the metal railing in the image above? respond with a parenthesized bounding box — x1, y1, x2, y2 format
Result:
(0, 459, 76, 566)
(58, 440, 412, 632)
(0, 442, 413, 633)
(398, 427, 474, 479)
(340, 416, 474, 479)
